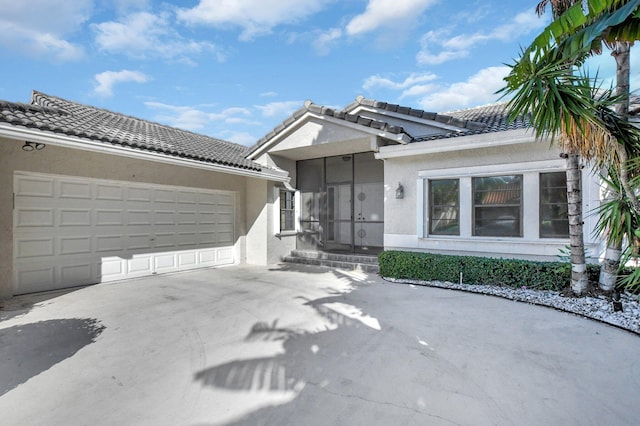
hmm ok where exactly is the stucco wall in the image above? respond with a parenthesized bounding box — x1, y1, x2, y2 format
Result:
(0, 138, 260, 298)
(383, 139, 601, 262)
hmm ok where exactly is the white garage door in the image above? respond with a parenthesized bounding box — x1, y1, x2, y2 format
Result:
(14, 172, 236, 294)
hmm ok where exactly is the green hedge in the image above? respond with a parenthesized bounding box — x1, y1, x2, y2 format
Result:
(378, 250, 586, 291)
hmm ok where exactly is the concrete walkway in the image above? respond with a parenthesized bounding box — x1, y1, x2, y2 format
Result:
(0, 264, 638, 425)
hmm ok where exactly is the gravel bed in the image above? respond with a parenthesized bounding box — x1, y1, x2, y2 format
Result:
(384, 277, 640, 335)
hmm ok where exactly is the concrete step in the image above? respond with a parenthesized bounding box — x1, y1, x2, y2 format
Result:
(283, 250, 379, 273)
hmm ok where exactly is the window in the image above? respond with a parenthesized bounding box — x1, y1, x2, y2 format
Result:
(279, 189, 295, 232)
(429, 179, 459, 235)
(540, 172, 569, 238)
(473, 175, 522, 237)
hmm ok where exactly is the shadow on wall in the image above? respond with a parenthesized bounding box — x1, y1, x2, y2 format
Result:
(0, 318, 105, 396)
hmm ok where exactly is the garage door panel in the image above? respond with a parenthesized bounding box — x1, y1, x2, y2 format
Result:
(95, 235, 124, 252)
(60, 236, 92, 255)
(128, 255, 153, 275)
(16, 267, 56, 293)
(16, 238, 55, 258)
(127, 187, 152, 202)
(14, 172, 236, 294)
(155, 253, 177, 271)
(96, 210, 124, 226)
(177, 232, 198, 247)
(127, 210, 152, 225)
(96, 184, 124, 200)
(59, 181, 91, 199)
(60, 209, 92, 226)
(154, 211, 175, 225)
(127, 234, 153, 251)
(16, 176, 54, 198)
(60, 263, 93, 285)
(16, 208, 55, 228)
(178, 211, 197, 225)
(198, 232, 216, 245)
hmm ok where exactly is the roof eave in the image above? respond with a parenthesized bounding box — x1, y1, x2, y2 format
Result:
(0, 124, 289, 182)
(375, 128, 538, 159)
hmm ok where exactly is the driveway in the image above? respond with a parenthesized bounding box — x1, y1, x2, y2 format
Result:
(0, 264, 638, 425)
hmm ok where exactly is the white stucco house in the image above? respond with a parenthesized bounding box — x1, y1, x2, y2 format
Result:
(1, 91, 603, 298)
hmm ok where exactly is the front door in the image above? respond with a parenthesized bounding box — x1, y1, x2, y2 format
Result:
(297, 153, 383, 253)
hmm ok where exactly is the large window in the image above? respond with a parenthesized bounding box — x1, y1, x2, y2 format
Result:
(279, 189, 296, 232)
(540, 172, 569, 238)
(473, 175, 522, 237)
(429, 179, 459, 235)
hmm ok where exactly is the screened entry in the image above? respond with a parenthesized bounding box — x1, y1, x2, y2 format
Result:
(297, 152, 384, 253)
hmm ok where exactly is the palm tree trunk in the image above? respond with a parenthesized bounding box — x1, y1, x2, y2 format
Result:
(567, 153, 589, 295)
(599, 42, 633, 292)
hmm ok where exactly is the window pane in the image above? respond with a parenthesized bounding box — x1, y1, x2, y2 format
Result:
(429, 179, 459, 235)
(540, 172, 569, 238)
(473, 175, 522, 237)
(279, 189, 295, 232)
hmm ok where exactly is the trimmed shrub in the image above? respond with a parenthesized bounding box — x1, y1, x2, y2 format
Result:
(378, 250, 574, 291)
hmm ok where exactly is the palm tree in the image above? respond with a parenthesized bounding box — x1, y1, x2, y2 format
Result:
(502, 0, 640, 295)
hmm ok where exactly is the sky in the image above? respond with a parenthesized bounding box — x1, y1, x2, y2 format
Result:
(1, 0, 638, 146)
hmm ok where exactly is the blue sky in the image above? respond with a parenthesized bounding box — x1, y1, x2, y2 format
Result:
(1, 0, 637, 146)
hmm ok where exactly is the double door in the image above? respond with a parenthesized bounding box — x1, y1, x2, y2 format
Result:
(298, 153, 383, 253)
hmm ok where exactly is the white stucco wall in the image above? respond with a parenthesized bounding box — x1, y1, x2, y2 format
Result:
(382, 135, 602, 262)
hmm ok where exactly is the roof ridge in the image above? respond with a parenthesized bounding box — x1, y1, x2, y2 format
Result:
(346, 96, 488, 131)
(442, 101, 508, 115)
(30, 91, 250, 151)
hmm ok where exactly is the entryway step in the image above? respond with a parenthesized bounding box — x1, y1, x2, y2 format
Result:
(283, 250, 379, 273)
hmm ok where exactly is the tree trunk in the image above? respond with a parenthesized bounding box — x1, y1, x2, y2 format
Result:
(567, 153, 589, 296)
(599, 42, 632, 292)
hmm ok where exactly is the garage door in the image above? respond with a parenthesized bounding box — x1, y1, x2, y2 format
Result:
(14, 172, 236, 294)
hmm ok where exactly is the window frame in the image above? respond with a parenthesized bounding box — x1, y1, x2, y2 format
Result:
(428, 178, 460, 236)
(539, 171, 569, 238)
(274, 188, 299, 235)
(472, 174, 523, 238)
(418, 160, 570, 242)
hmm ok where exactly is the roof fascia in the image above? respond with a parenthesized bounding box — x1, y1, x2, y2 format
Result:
(247, 110, 412, 159)
(348, 104, 473, 133)
(0, 124, 289, 182)
(375, 128, 537, 160)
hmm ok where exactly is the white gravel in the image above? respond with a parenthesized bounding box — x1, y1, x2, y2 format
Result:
(384, 277, 640, 335)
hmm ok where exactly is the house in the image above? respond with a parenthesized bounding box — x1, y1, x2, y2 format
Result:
(0, 92, 602, 298)
(247, 96, 601, 264)
(0, 91, 288, 297)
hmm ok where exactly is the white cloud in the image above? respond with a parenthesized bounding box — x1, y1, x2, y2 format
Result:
(313, 28, 343, 55)
(145, 102, 258, 131)
(92, 11, 222, 62)
(346, 0, 437, 36)
(0, 0, 91, 61)
(177, 0, 334, 41)
(417, 66, 510, 111)
(363, 72, 438, 91)
(417, 9, 544, 65)
(222, 131, 259, 146)
(255, 101, 302, 118)
(94, 70, 150, 97)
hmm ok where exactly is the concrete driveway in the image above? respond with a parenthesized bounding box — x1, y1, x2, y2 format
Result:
(1, 264, 638, 426)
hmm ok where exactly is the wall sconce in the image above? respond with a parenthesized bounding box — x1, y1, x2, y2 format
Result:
(395, 182, 404, 199)
(22, 141, 45, 151)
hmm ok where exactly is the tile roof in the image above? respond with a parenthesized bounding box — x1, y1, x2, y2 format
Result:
(249, 100, 410, 154)
(409, 102, 530, 142)
(248, 96, 529, 155)
(0, 91, 265, 172)
(345, 96, 489, 133)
